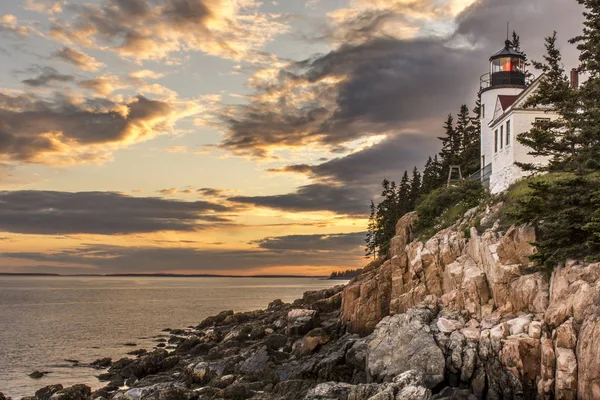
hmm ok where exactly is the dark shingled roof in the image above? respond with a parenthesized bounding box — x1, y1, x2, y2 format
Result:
(498, 95, 519, 111)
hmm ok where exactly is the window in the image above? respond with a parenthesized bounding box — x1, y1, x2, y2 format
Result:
(506, 120, 511, 146)
(535, 117, 551, 123)
(500, 126, 504, 149)
(482, 104, 485, 119)
(495, 130, 498, 153)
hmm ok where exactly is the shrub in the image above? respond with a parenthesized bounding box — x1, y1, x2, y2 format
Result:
(414, 180, 486, 239)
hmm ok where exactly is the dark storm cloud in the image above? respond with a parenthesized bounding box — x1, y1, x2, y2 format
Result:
(219, 37, 480, 157)
(0, 191, 233, 235)
(233, 132, 440, 215)
(2, 241, 364, 274)
(21, 66, 75, 87)
(220, 0, 584, 216)
(229, 184, 369, 216)
(270, 133, 439, 186)
(219, 0, 584, 159)
(254, 232, 365, 252)
(0, 92, 175, 164)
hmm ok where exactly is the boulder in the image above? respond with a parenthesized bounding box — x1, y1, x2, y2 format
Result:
(287, 309, 319, 336)
(263, 334, 288, 350)
(367, 310, 444, 388)
(49, 384, 91, 400)
(293, 329, 330, 357)
(35, 385, 63, 400)
(304, 382, 354, 400)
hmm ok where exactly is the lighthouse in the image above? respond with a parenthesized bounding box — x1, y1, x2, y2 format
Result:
(478, 39, 565, 194)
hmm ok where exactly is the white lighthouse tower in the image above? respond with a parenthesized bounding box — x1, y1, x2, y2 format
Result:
(479, 39, 527, 190)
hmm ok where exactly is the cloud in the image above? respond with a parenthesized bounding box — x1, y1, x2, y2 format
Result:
(217, 0, 584, 161)
(52, 47, 105, 71)
(0, 91, 200, 165)
(48, 0, 289, 62)
(77, 74, 127, 96)
(0, 14, 35, 37)
(2, 238, 364, 274)
(21, 66, 75, 87)
(254, 232, 365, 251)
(0, 190, 233, 235)
(229, 184, 370, 216)
(24, 0, 65, 14)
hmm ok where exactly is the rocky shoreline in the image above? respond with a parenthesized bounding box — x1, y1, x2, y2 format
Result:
(4, 204, 600, 400)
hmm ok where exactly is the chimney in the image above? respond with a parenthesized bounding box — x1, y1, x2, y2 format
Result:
(570, 68, 579, 89)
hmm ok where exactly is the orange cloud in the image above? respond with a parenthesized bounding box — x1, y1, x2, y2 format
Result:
(48, 0, 289, 61)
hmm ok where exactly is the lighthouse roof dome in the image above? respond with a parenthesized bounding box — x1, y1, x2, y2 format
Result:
(490, 40, 526, 61)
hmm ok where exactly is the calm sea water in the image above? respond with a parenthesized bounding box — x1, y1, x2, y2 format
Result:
(0, 276, 344, 398)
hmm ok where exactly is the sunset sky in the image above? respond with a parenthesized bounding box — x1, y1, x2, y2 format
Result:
(0, 0, 585, 275)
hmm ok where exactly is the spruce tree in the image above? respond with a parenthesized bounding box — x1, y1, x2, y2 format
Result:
(570, 0, 600, 170)
(397, 171, 411, 216)
(518, 32, 579, 172)
(421, 157, 438, 195)
(438, 114, 458, 179)
(365, 200, 377, 259)
(408, 167, 422, 209)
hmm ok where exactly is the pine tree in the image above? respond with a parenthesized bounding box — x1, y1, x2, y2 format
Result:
(570, 0, 600, 170)
(518, 32, 579, 172)
(408, 167, 422, 209)
(511, 30, 531, 75)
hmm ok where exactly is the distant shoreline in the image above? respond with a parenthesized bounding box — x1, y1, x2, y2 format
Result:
(0, 272, 333, 279)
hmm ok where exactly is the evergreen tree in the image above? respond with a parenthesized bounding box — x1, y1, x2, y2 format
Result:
(570, 0, 600, 170)
(421, 157, 438, 194)
(511, 30, 531, 74)
(365, 200, 377, 259)
(408, 167, 422, 209)
(518, 32, 579, 172)
(438, 114, 458, 179)
(397, 171, 411, 216)
(373, 179, 400, 256)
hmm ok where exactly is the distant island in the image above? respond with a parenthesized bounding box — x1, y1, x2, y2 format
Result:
(328, 269, 363, 280)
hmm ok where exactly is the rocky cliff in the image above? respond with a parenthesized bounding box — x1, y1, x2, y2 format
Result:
(11, 205, 600, 400)
(341, 204, 600, 399)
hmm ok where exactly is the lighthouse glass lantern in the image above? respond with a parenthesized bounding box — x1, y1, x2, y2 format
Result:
(489, 40, 526, 87)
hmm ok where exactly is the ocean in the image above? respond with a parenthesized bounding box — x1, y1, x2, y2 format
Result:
(0, 276, 344, 398)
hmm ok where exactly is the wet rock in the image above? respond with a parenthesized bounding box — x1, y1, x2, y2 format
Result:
(29, 370, 49, 379)
(197, 310, 234, 329)
(127, 349, 148, 357)
(49, 384, 91, 400)
(91, 358, 112, 369)
(35, 384, 63, 400)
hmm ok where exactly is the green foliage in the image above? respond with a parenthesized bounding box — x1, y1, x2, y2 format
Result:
(506, 173, 600, 270)
(414, 180, 486, 239)
(518, 32, 579, 172)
